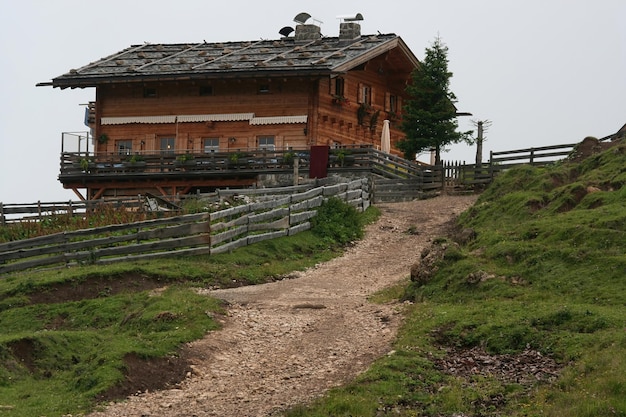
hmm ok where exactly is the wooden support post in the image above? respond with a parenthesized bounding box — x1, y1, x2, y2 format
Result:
(440, 164, 445, 191)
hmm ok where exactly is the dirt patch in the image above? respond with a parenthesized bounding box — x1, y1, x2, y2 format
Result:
(25, 273, 174, 304)
(433, 346, 561, 386)
(97, 352, 193, 402)
(7, 338, 38, 374)
(86, 195, 478, 417)
(567, 136, 617, 163)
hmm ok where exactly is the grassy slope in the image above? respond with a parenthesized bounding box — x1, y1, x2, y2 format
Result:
(286, 141, 626, 416)
(0, 199, 377, 417)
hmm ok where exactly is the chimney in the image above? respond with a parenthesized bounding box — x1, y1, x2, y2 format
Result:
(295, 24, 322, 41)
(339, 22, 361, 41)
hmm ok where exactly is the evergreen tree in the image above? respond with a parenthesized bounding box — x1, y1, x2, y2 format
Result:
(398, 36, 470, 164)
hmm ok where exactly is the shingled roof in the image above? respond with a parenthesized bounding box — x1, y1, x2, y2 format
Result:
(39, 31, 418, 89)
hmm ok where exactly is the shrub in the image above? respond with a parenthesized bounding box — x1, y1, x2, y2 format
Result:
(311, 197, 363, 245)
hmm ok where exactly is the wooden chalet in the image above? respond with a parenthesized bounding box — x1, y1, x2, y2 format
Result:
(38, 14, 420, 200)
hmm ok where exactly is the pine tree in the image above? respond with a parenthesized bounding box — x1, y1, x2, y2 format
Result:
(398, 36, 469, 164)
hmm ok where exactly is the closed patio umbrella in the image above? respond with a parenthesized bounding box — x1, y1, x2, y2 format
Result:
(381, 119, 391, 153)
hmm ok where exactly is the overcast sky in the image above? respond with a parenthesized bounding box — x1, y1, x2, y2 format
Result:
(1, 0, 624, 203)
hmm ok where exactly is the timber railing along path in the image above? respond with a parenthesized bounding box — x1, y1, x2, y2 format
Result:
(0, 179, 369, 275)
(0, 197, 144, 225)
(2, 139, 605, 224)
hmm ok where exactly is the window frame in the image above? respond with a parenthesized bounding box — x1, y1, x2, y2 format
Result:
(116, 140, 133, 155)
(159, 137, 175, 154)
(257, 135, 275, 151)
(203, 138, 220, 153)
(358, 83, 372, 106)
(385, 92, 400, 114)
(334, 77, 345, 97)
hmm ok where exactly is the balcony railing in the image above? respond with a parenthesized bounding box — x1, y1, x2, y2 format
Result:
(60, 149, 303, 176)
(58, 146, 405, 180)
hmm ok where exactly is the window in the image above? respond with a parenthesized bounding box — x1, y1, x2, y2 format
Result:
(258, 136, 275, 151)
(160, 137, 175, 154)
(199, 85, 213, 96)
(203, 138, 220, 153)
(334, 77, 345, 97)
(143, 87, 157, 98)
(116, 140, 133, 155)
(385, 92, 400, 113)
(359, 83, 372, 106)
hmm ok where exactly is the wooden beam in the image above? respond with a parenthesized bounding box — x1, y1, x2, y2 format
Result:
(70, 188, 87, 201)
(92, 188, 107, 200)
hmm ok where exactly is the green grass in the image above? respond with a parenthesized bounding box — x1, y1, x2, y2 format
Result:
(0, 199, 380, 417)
(284, 142, 626, 416)
(0, 287, 221, 416)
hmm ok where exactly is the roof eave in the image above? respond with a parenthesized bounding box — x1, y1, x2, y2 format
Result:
(42, 68, 334, 89)
(331, 36, 420, 74)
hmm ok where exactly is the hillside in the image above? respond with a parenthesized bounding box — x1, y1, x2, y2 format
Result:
(1, 137, 624, 416)
(284, 138, 626, 416)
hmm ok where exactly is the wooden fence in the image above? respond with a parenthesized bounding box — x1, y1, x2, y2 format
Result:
(489, 143, 578, 166)
(0, 179, 369, 275)
(0, 197, 147, 225)
(0, 141, 596, 225)
(440, 142, 586, 190)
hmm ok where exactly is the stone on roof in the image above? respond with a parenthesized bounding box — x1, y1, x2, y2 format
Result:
(41, 32, 414, 89)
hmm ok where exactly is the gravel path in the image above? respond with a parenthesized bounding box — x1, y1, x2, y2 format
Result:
(89, 195, 478, 417)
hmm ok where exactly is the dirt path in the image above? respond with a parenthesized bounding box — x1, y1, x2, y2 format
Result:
(89, 195, 478, 417)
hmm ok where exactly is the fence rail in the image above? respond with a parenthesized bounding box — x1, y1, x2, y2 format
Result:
(490, 143, 577, 165)
(0, 197, 146, 225)
(2, 140, 600, 225)
(0, 179, 369, 275)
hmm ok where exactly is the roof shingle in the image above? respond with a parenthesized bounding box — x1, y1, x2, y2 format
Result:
(42, 33, 412, 88)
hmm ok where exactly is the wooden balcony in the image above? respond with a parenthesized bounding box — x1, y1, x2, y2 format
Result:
(60, 149, 310, 178)
(58, 146, 417, 199)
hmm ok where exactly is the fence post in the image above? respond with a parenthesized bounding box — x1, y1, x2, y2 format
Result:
(0, 202, 4, 226)
(529, 148, 535, 165)
(440, 164, 445, 191)
(293, 157, 299, 186)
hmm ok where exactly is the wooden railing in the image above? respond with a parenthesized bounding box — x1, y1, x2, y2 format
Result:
(489, 143, 578, 166)
(4, 140, 602, 225)
(0, 197, 145, 225)
(0, 180, 369, 275)
(58, 146, 427, 179)
(60, 148, 311, 177)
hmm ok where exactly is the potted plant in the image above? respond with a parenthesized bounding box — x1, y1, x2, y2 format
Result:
(227, 152, 249, 168)
(98, 134, 109, 144)
(175, 153, 196, 168)
(329, 149, 355, 167)
(281, 151, 295, 167)
(79, 157, 94, 172)
(331, 94, 349, 107)
(369, 110, 381, 133)
(357, 103, 370, 126)
(124, 154, 146, 169)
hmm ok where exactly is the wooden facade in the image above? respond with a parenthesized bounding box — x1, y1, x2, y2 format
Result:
(39, 20, 419, 200)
